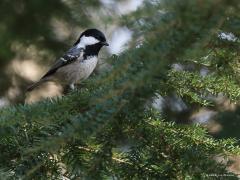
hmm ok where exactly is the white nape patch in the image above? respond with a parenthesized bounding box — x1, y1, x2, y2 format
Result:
(76, 35, 100, 49)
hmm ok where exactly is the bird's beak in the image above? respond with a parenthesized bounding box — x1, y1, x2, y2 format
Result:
(101, 41, 109, 46)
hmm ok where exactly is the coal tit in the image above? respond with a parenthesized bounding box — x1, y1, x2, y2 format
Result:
(27, 29, 109, 91)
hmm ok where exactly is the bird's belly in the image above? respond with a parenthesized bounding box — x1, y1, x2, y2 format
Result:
(57, 57, 98, 84)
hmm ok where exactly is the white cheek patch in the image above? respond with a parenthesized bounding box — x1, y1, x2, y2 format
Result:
(76, 35, 100, 49)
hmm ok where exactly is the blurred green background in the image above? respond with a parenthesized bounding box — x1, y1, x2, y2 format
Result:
(0, 0, 240, 142)
(0, 0, 240, 176)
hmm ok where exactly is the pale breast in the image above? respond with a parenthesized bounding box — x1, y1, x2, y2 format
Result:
(56, 56, 98, 84)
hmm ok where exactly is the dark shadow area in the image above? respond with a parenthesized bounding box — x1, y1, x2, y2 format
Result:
(213, 106, 240, 143)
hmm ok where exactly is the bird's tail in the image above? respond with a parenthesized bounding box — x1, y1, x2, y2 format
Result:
(27, 79, 47, 92)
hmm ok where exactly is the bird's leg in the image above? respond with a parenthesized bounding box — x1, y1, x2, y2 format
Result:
(70, 83, 75, 90)
(63, 84, 74, 95)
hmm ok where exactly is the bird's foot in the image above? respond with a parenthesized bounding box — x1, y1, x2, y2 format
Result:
(63, 84, 76, 95)
(70, 84, 75, 90)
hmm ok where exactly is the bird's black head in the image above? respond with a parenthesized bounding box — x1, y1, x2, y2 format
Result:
(80, 29, 108, 44)
(74, 29, 109, 57)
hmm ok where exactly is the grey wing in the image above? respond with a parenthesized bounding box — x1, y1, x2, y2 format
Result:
(41, 47, 84, 79)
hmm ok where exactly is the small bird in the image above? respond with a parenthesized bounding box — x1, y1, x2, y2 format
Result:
(27, 29, 109, 91)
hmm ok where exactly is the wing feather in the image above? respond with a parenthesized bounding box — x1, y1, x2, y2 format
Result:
(41, 47, 83, 79)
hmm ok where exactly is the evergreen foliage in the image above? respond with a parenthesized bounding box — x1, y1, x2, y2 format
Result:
(0, 0, 240, 179)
